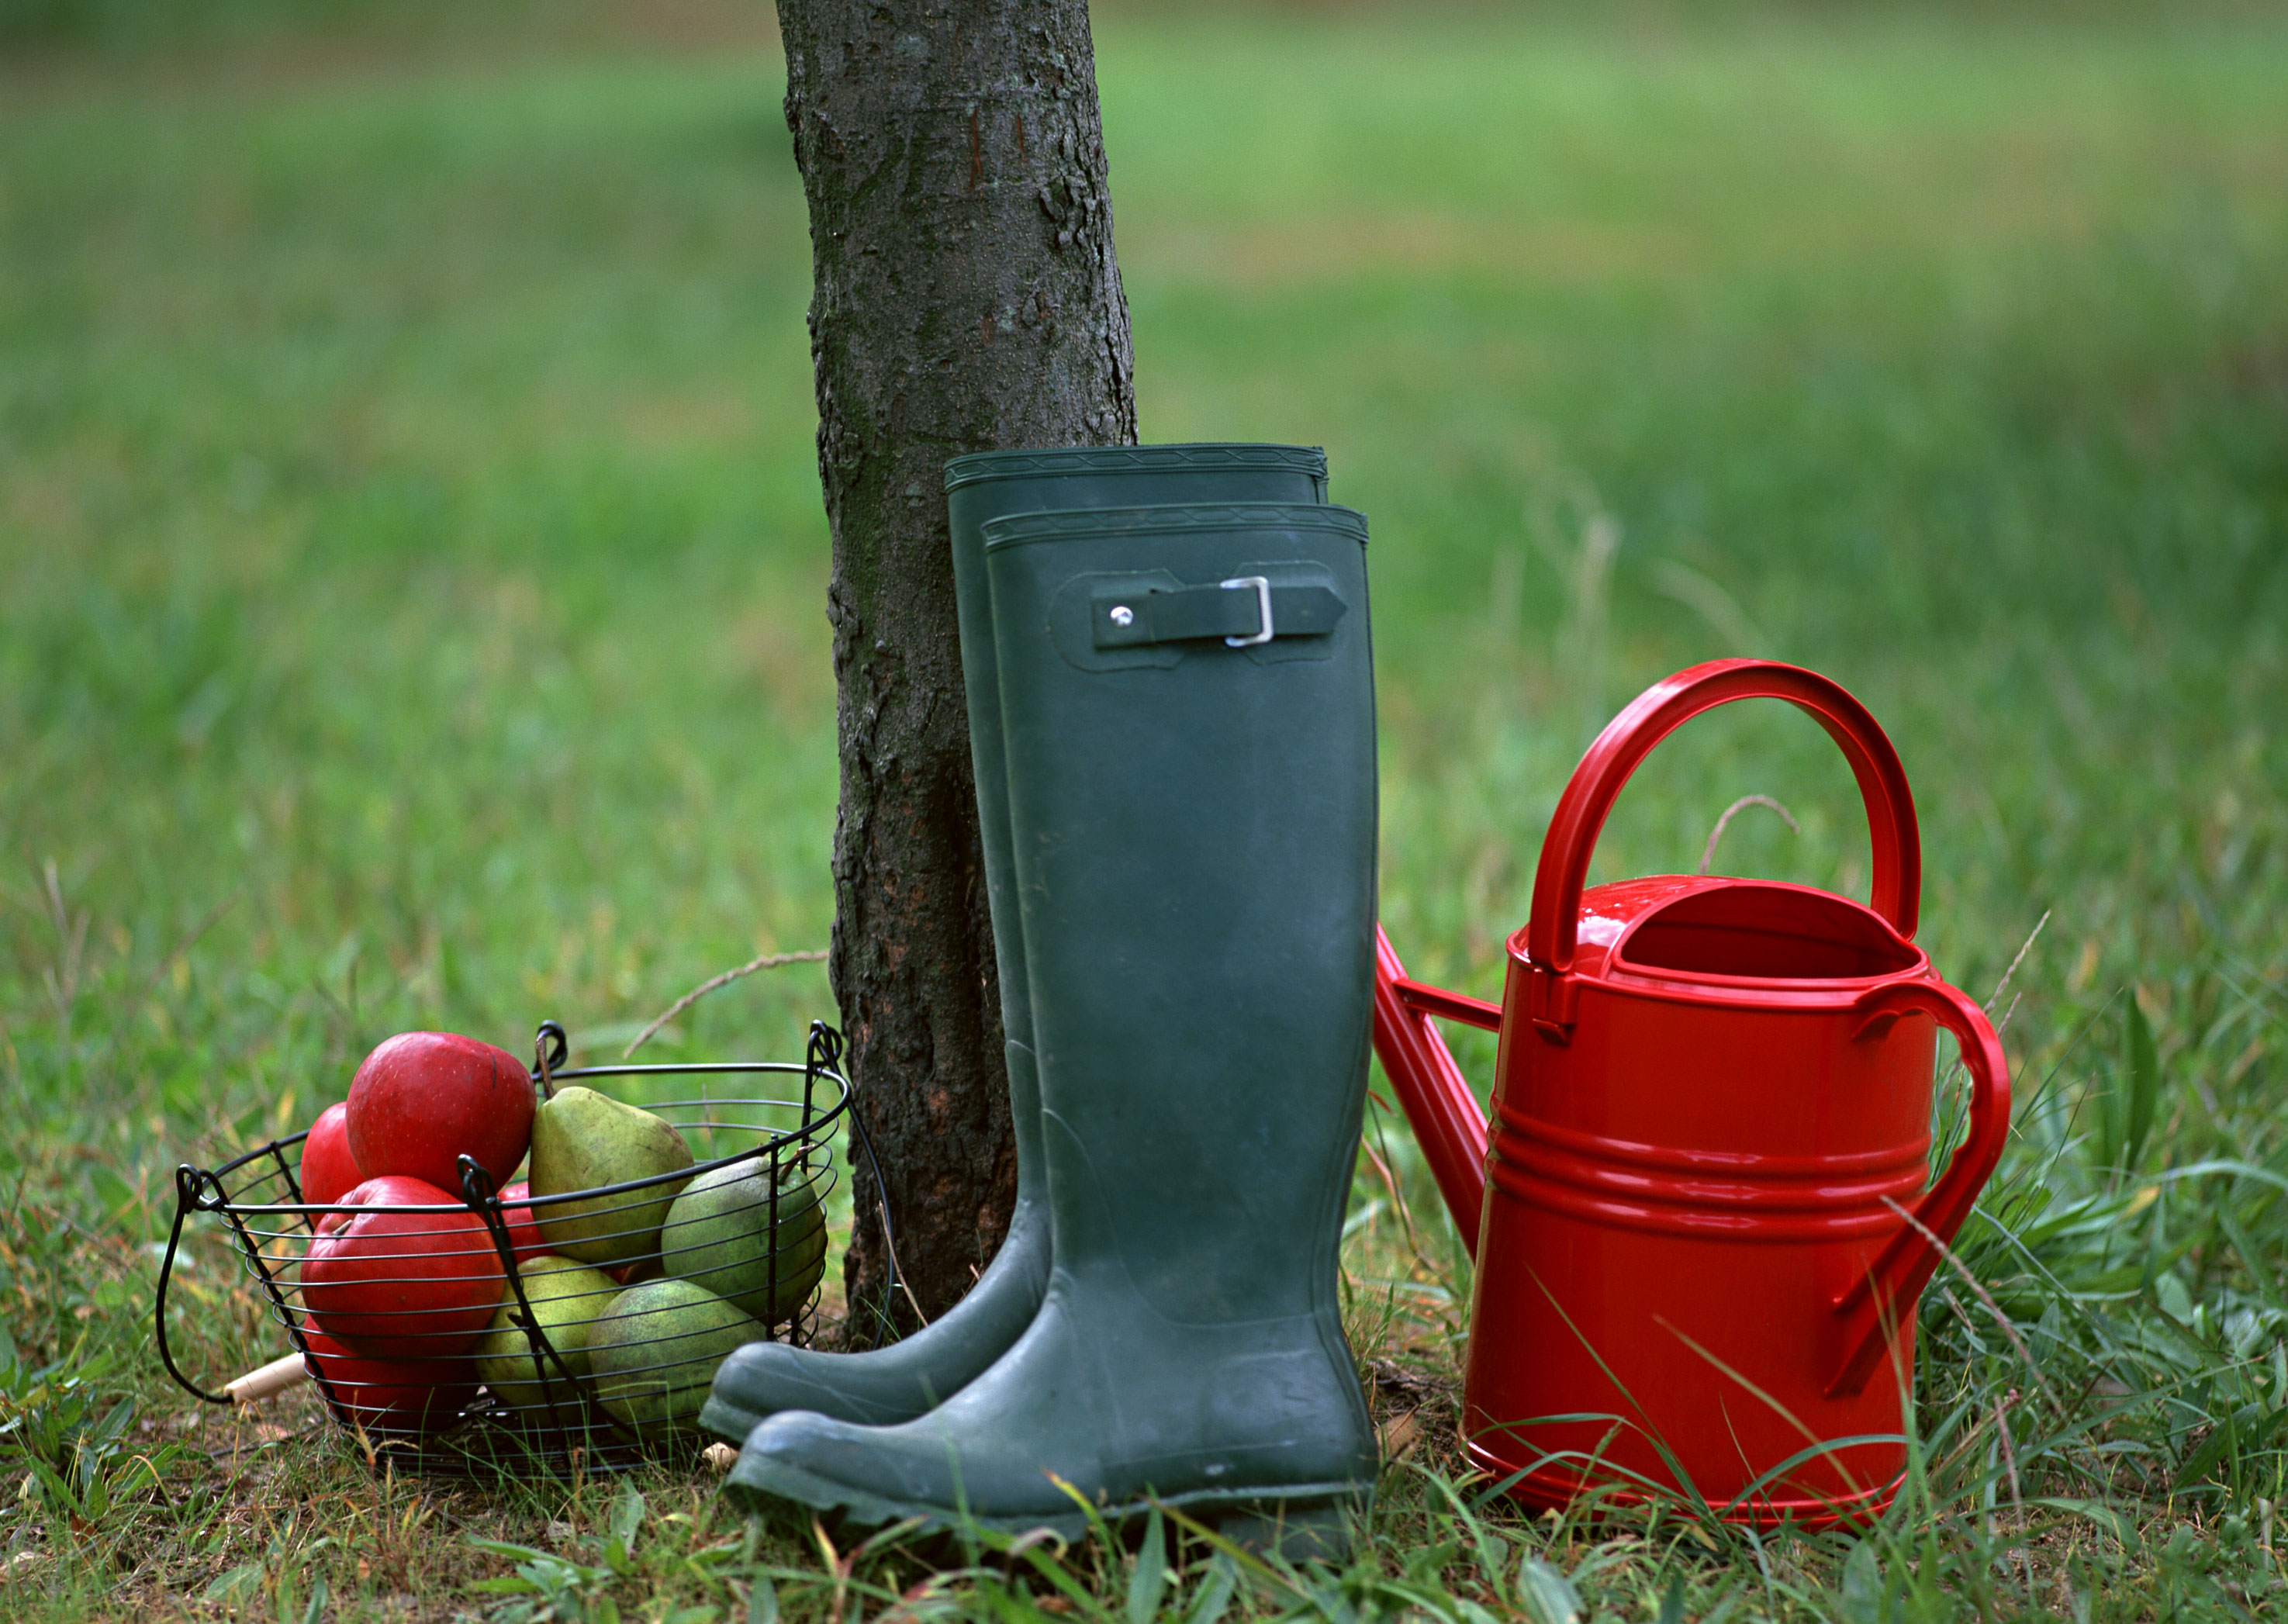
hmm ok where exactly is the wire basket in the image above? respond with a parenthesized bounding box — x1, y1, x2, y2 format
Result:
(156, 1020, 854, 1474)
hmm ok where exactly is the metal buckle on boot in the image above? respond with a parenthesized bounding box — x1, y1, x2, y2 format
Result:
(1221, 577, 1274, 647)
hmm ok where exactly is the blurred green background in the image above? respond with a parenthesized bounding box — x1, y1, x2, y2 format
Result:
(2, 0, 2286, 1611)
(2, 0, 2284, 1456)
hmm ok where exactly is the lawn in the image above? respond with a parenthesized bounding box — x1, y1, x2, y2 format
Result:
(2, 1, 2286, 1617)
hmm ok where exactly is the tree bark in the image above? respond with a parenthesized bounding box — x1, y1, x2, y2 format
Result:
(774, 0, 1138, 1340)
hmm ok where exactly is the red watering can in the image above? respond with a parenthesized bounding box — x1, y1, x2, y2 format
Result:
(1374, 658, 2010, 1526)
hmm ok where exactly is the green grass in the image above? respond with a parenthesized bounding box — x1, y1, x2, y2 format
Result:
(2, 2, 2286, 1617)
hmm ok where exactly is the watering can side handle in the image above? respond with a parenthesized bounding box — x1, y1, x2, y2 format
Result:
(1823, 978, 2012, 1398)
(1525, 660, 1923, 990)
(1371, 925, 1489, 1259)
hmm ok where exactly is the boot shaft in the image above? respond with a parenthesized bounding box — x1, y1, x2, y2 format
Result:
(983, 502, 1376, 1327)
(945, 445, 1330, 1056)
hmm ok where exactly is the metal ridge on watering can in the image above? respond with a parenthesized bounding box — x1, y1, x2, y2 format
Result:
(1372, 659, 2010, 1528)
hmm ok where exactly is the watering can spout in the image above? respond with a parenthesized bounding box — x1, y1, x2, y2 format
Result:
(1370, 926, 1498, 1258)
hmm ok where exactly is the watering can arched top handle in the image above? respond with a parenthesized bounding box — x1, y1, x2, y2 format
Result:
(1526, 658, 1922, 978)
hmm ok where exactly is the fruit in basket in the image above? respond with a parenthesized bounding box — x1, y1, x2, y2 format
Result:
(528, 1087, 694, 1268)
(471, 1255, 621, 1408)
(300, 1174, 507, 1360)
(496, 1181, 550, 1266)
(658, 1156, 828, 1325)
(347, 1031, 535, 1195)
(299, 1103, 362, 1209)
(300, 1323, 476, 1433)
(586, 1279, 762, 1434)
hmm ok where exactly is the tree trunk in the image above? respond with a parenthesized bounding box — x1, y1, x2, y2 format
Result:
(774, 0, 1138, 1340)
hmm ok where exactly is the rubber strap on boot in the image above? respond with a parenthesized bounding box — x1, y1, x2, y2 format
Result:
(1090, 581, 1346, 649)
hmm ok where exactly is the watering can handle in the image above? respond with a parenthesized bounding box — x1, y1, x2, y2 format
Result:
(1824, 977, 2012, 1398)
(1526, 659, 1922, 986)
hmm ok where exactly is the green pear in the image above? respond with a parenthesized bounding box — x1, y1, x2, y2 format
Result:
(472, 1255, 620, 1409)
(586, 1279, 762, 1435)
(659, 1157, 828, 1325)
(528, 1086, 695, 1267)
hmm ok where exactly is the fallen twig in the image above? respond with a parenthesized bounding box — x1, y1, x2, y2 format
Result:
(623, 948, 829, 1059)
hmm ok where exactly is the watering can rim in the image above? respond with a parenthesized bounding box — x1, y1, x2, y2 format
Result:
(1510, 873, 1936, 1002)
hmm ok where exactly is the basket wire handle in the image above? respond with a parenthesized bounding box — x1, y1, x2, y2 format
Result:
(458, 1152, 637, 1445)
(154, 1166, 235, 1405)
(534, 1020, 568, 1098)
(819, 1020, 918, 1326)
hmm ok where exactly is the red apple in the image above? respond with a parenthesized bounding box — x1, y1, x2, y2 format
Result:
(346, 1031, 534, 1196)
(300, 1322, 477, 1433)
(496, 1181, 549, 1266)
(299, 1102, 362, 1210)
(299, 1175, 506, 1360)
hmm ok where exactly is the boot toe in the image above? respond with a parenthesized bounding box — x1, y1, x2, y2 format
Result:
(703, 1342, 919, 1439)
(726, 1407, 1082, 1532)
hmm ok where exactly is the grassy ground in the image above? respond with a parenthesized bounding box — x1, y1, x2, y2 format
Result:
(2, 1, 2286, 1617)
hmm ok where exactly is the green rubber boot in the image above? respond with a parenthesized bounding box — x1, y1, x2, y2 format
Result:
(725, 502, 1379, 1555)
(702, 448, 1329, 1436)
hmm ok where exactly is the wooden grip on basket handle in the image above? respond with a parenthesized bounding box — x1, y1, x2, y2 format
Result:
(226, 1351, 311, 1405)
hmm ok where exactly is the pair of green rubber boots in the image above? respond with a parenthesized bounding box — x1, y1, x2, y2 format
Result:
(701, 446, 1379, 1556)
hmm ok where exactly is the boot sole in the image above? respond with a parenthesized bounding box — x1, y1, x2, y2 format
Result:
(726, 1453, 1364, 1561)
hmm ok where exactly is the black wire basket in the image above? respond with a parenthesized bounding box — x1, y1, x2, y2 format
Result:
(156, 1020, 854, 1474)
